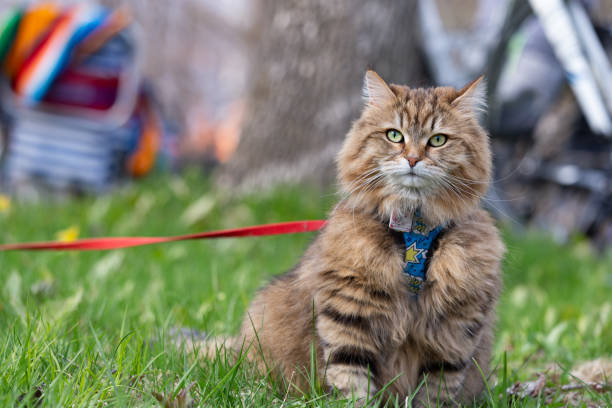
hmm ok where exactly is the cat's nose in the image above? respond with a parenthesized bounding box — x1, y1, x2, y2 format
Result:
(406, 156, 421, 168)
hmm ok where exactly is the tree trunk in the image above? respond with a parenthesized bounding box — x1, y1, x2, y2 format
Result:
(218, 0, 427, 192)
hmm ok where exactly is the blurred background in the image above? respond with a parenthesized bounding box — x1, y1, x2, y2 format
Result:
(0, 2, 611, 405)
(0, 0, 612, 248)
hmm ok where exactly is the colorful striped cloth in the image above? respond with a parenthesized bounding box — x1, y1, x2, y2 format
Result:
(0, 8, 22, 64)
(4, 115, 142, 192)
(3, 2, 59, 77)
(13, 4, 109, 104)
(0, 3, 167, 190)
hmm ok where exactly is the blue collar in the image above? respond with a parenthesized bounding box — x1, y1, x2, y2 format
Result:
(390, 209, 444, 293)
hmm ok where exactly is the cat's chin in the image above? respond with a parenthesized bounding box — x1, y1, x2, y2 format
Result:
(397, 174, 429, 189)
(381, 189, 467, 226)
(340, 184, 475, 226)
(394, 182, 438, 206)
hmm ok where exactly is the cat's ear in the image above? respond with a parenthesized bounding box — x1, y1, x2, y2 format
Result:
(363, 70, 395, 107)
(452, 75, 486, 113)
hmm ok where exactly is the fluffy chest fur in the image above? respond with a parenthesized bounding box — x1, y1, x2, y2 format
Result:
(307, 208, 502, 347)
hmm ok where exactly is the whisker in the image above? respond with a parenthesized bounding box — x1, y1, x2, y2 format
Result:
(435, 175, 521, 225)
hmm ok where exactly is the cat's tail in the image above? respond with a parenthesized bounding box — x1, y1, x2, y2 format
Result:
(166, 327, 236, 358)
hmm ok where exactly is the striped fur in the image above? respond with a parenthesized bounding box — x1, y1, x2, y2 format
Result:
(224, 71, 504, 405)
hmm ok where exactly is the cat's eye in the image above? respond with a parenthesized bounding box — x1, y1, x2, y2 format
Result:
(386, 129, 404, 143)
(428, 134, 447, 147)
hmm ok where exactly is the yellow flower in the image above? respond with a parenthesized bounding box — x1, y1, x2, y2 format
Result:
(0, 194, 11, 213)
(56, 226, 80, 242)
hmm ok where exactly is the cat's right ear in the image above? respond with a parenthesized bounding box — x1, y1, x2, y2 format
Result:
(451, 76, 487, 114)
(363, 70, 395, 107)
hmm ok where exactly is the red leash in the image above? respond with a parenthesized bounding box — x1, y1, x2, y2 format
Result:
(0, 220, 327, 251)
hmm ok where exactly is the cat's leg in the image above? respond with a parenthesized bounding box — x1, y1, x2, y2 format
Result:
(317, 317, 380, 402)
(457, 325, 493, 403)
(315, 269, 397, 403)
(415, 318, 494, 406)
(415, 361, 468, 407)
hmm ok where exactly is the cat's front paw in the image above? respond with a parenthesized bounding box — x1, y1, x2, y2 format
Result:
(326, 365, 377, 406)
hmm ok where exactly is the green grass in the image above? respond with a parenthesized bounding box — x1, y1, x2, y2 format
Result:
(0, 169, 610, 407)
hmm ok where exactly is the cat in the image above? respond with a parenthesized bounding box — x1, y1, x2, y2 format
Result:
(205, 70, 505, 406)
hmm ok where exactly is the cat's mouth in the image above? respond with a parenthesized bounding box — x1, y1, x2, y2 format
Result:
(398, 173, 429, 188)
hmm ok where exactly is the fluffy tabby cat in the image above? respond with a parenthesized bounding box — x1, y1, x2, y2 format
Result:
(208, 71, 505, 405)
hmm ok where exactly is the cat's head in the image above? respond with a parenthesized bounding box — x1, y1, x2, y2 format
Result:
(337, 70, 491, 225)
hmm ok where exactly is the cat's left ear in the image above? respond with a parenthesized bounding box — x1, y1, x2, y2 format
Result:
(363, 70, 396, 107)
(451, 75, 486, 113)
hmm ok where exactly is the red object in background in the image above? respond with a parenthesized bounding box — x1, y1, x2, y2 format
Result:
(127, 94, 161, 177)
(42, 67, 119, 110)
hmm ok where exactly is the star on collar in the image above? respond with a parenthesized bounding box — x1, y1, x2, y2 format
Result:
(404, 242, 424, 263)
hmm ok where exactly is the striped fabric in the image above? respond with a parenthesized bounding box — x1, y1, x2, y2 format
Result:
(0, 4, 164, 193)
(13, 4, 108, 104)
(3, 2, 58, 77)
(4, 116, 140, 192)
(0, 8, 22, 64)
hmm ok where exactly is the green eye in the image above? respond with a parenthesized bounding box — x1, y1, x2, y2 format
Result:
(386, 129, 404, 143)
(428, 134, 447, 147)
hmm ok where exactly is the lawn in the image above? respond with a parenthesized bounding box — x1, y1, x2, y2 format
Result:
(1, 169, 611, 407)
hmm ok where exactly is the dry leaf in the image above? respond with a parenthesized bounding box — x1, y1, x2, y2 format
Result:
(506, 372, 546, 398)
(571, 358, 612, 385)
(17, 383, 45, 407)
(152, 382, 196, 408)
